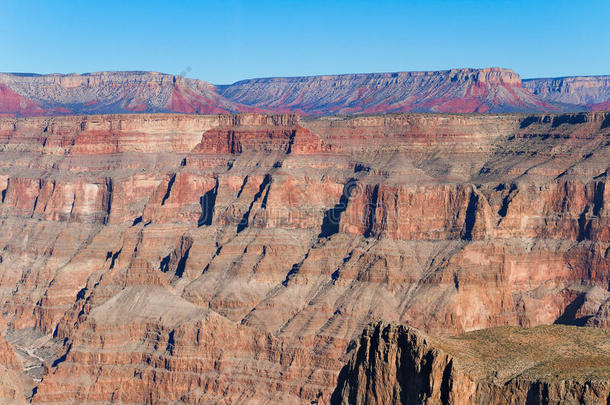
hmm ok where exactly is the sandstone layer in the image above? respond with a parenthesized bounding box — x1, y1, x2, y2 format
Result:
(0, 111, 607, 403)
(332, 321, 610, 405)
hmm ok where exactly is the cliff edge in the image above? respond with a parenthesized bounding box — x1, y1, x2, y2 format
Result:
(332, 322, 610, 405)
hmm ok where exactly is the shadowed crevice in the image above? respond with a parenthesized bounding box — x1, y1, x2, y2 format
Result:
(363, 184, 379, 238)
(161, 173, 176, 206)
(593, 181, 605, 217)
(199, 179, 218, 226)
(237, 174, 271, 233)
(319, 178, 358, 238)
(462, 191, 479, 241)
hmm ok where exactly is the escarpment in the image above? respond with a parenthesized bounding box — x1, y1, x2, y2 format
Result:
(3, 68, 610, 117)
(524, 75, 610, 110)
(332, 322, 610, 405)
(218, 68, 550, 114)
(0, 111, 607, 403)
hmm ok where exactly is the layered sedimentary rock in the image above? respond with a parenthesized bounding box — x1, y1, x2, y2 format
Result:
(0, 72, 257, 117)
(524, 75, 610, 110)
(0, 332, 26, 404)
(219, 68, 554, 114)
(0, 111, 607, 403)
(3, 68, 610, 117)
(332, 322, 610, 405)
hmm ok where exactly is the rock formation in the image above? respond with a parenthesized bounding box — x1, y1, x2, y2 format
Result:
(0, 332, 26, 404)
(0, 111, 607, 403)
(332, 322, 610, 405)
(219, 68, 554, 114)
(0, 72, 258, 117)
(2, 68, 610, 117)
(524, 75, 610, 111)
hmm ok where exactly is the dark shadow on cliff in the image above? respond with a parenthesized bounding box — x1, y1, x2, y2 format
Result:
(554, 294, 592, 326)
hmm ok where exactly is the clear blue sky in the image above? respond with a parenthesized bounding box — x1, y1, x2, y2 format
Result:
(1, 0, 608, 84)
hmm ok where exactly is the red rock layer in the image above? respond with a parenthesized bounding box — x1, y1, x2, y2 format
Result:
(0, 112, 607, 403)
(0, 83, 49, 118)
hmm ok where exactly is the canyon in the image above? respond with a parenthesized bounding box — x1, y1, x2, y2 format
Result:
(0, 110, 607, 403)
(2, 68, 610, 117)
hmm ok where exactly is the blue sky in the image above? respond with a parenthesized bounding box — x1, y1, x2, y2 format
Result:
(1, 0, 608, 84)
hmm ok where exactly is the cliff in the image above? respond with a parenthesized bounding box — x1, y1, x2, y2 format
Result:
(219, 68, 554, 114)
(0, 111, 607, 403)
(332, 322, 610, 405)
(0, 72, 258, 117)
(2, 68, 610, 117)
(524, 75, 610, 110)
(0, 332, 26, 404)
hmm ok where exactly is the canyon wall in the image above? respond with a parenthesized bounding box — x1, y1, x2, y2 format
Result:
(332, 322, 610, 405)
(2, 68, 610, 117)
(0, 111, 607, 403)
(219, 68, 554, 114)
(0, 72, 258, 117)
(524, 75, 610, 111)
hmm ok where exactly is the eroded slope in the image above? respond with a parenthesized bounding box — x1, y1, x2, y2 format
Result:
(0, 112, 607, 403)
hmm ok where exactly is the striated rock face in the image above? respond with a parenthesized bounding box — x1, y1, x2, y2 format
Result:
(219, 68, 555, 114)
(34, 286, 335, 404)
(524, 76, 610, 110)
(0, 332, 26, 404)
(0, 72, 258, 116)
(3, 68, 610, 117)
(332, 322, 610, 405)
(0, 111, 607, 403)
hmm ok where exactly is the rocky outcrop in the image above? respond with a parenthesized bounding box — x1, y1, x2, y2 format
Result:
(3, 68, 610, 117)
(0, 112, 607, 403)
(332, 322, 610, 405)
(0, 332, 26, 404)
(588, 298, 610, 329)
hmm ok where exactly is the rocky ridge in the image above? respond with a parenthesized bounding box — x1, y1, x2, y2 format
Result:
(0, 72, 258, 117)
(219, 68, 553, 114)
(2, 68, 610, 117)
(524, 75, 610, 111)
(0, 111, 607, 403)
(332, 321, 610, 405)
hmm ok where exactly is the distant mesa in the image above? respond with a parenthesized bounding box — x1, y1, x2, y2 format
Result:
(1, 68, 609, 117)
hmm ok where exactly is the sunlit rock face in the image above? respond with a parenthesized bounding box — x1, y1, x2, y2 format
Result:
(0, 111, 607, 403)
(524, 75, 610, 110)
(332, 322, 610, 405)
(3, 68, 610, 117)
(219, 68, 556, 114)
